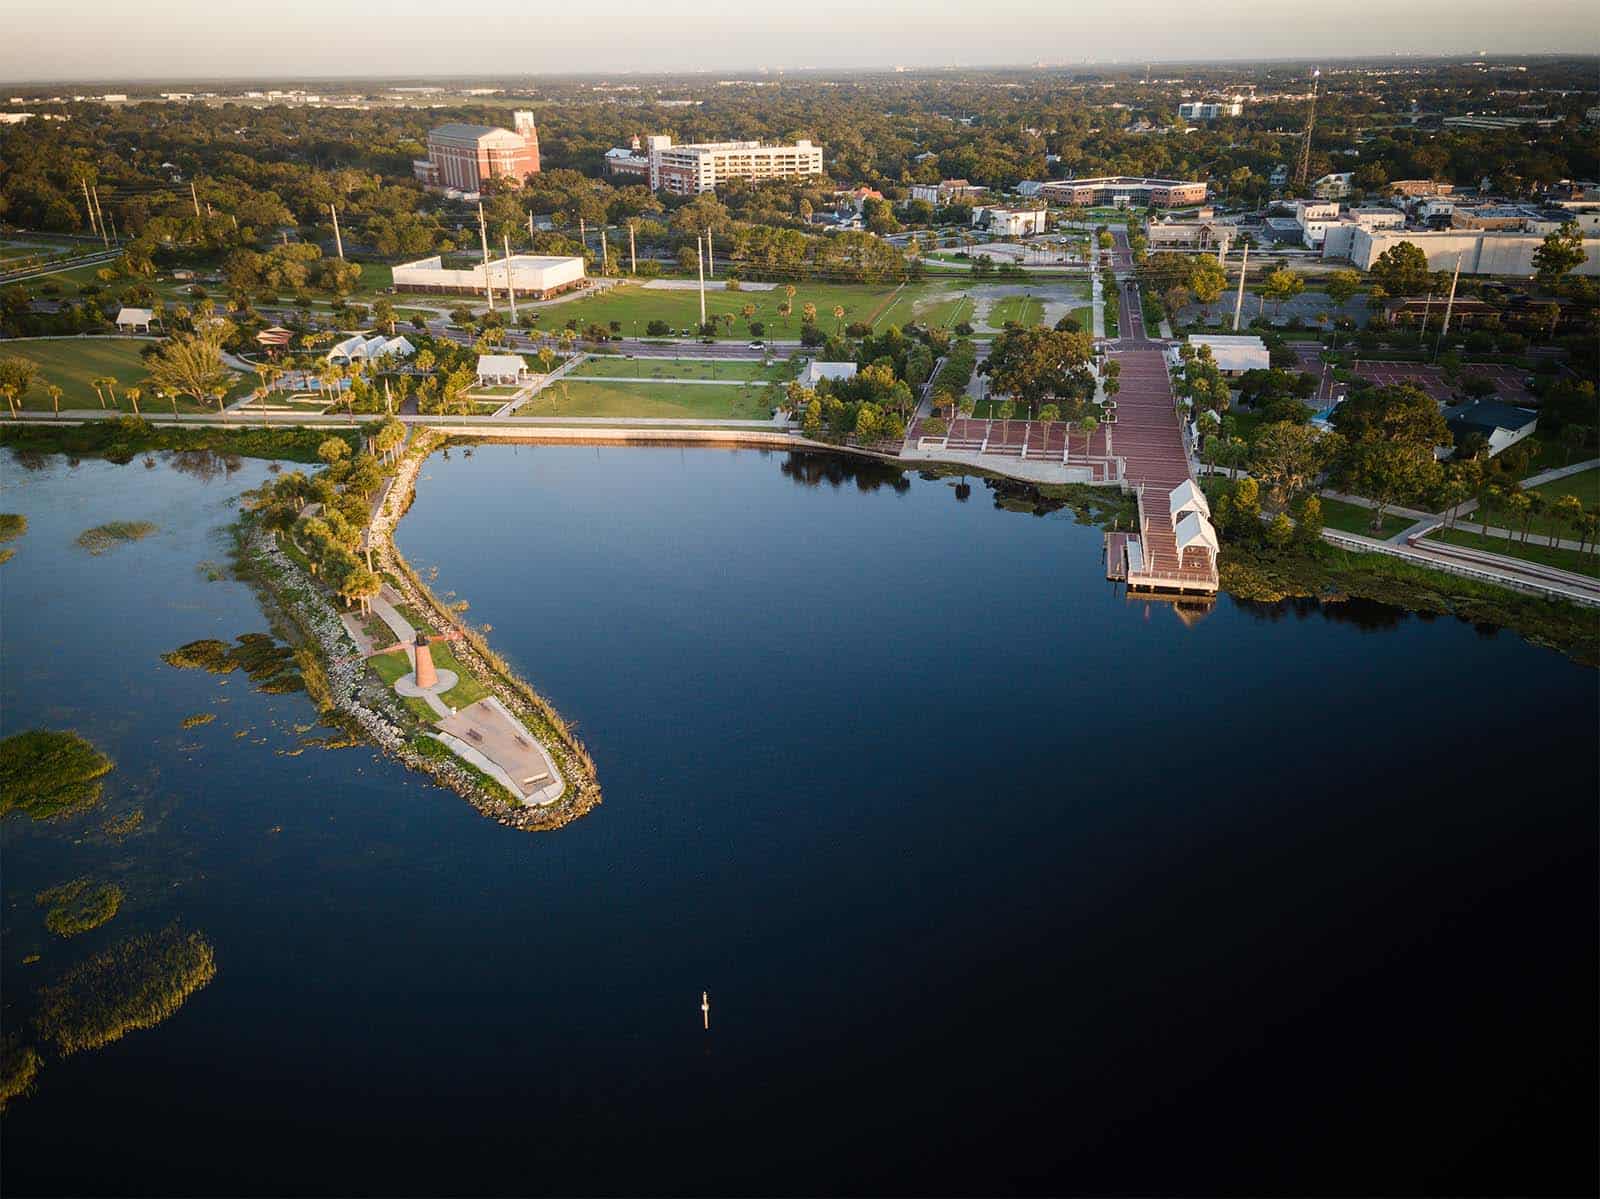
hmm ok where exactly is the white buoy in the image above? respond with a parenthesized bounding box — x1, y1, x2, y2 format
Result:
(701, 990, 710, 1030)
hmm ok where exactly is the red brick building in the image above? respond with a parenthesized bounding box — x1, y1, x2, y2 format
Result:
(413, 111, 541, 193)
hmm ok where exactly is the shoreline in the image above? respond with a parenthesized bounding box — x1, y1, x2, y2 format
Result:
(235, 430, 602, 833)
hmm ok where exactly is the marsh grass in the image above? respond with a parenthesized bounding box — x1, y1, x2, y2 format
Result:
(0, 1036, 41, 1112)
(35, 926, 217, 1057)
(162, 634, 304, 694)
(180, 713, 216, 728)
(36, 878, 124, 937)
(101, 808, 144, 839)
(0, 730, 114, 821)
(75, 521, 158, 555)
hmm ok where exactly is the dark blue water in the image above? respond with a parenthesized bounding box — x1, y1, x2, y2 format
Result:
(3, 444, 1596, 1196)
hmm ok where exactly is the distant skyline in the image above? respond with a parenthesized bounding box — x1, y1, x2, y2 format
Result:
(2, 0, 1597, 82)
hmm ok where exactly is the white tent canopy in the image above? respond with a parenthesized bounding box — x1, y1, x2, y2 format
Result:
(115, 307, 153, 330)
(328, 333, 415, 364)
(476, 354, 528, 384)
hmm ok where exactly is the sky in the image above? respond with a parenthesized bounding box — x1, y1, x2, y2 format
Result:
(2, 0, 1597, 81)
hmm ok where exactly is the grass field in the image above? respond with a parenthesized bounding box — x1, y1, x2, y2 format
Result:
(1317, 497, 1416, 539)
(1066, 304, 1094, 331)
(528, 379, 781, 420)
(569, 357, 794, 383)
(1426, 526, 1598, 577)
(982, 296, 1045, 329)
(540, 281, 964, 339)
(0, 337, 215, 412)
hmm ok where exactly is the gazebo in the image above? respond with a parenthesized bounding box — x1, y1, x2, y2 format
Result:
(115, 307, 153, 333)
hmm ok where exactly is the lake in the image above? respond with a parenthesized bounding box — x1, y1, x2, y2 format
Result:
(3, 444, 1595, 1196)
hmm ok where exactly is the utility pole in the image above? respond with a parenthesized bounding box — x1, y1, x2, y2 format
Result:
(528, 210, 535, 242)
(705, 227, 714, 278)
(1436, 252, 1463, 360)
(1294, 69, 1319, 190)
(502, 233, 518, 324)
(81, 181, 99, 238)
(478, 202, 496, 313)
(191, 180, 202, 220)
(91, 187, 109, 247)
(330, 204, 345, 261)
(579, 216, 586, 256)
(628, 222, 637, 275)
(697, 235, 707, 329)
(1231, 242, 1249, 332)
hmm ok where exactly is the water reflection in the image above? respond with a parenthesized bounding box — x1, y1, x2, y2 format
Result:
(780, 451, 910, 493)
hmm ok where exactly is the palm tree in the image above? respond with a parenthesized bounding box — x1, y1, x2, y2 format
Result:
(784, 283, 796, 309)
(45, 383, 62, 416)
(89, 376, 109, 409)
(1524, 492, 1546, 545)
(1, 385, 16, 420)
(125, 387, 142, 417)
(832, 305, 846, 333)
(778, 302, 792, 326)
(802, 302, 817, 325)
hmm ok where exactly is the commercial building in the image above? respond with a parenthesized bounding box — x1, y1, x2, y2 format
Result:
(1389, 179, 1454, 199)
(1146, 214, 1235, 254)
(1292, 200, 1343, 248)
(391, 253, 586, 299)
(413, 112, 541, 193)
(1178, 100, 1242, 120)
(1346, 228, 1600, 276)
(975, 206, 1047, 237)
(1311, 173, 1354, 200)
(605, 135, 822, 195)
(910, 179, 986, 205)
(1317, 206, 1406, 258)
(1037, 176, 1207, 208)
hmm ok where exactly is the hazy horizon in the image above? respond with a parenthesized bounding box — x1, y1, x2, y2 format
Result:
(3, 0, 1597, 84)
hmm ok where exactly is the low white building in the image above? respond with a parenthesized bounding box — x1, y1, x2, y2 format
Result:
(392, 254, 586, 299)
(114, 306, 153, 333)
(475, 354, 529, 386)
(1293, 200, 1342, 248)
(800, 361, 858, 388)
(975, 207, 1047, 237)
(1184, 335, 1269, 376)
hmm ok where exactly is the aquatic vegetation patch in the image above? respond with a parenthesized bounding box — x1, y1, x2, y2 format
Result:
(75, 521, 158, 555)
(0, 513, 27, 542)
(34, 926, 217, 1056)
(36, 878, 124, 937)
(180, 712, 216, 728)
(162, 633, 303, 694)
(197, 560, 228, 582)
(101, 808, 145, 839)
(0, 730, 114, 821)
(0, 1036, 41, 1112)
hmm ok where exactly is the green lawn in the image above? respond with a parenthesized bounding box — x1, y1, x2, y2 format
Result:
(1066, 304, 1094, 332)
(1317, 497, 1417, 539)
(430, 642, 489, 710)
(368, 650, 410, 686)
(364, 642, 488, 712)
(1467, 469, 1600, 542)
(529, 379, 781, 420)
(0, 337, 215, 412)
(983, 295, 1045, 329)
(569, 357, 793, 383)
(539, 281, 926, 340)
(1426, 526, 1599, 577)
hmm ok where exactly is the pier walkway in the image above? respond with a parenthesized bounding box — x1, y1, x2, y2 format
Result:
(1102, 245, 1219, 595)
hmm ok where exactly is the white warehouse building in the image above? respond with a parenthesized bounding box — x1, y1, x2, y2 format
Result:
(391, 254, 587, 299)
(1347, 229, 1600, 276)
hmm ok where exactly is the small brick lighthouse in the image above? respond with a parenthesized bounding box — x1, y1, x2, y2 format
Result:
(413, 634, 438, 690)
